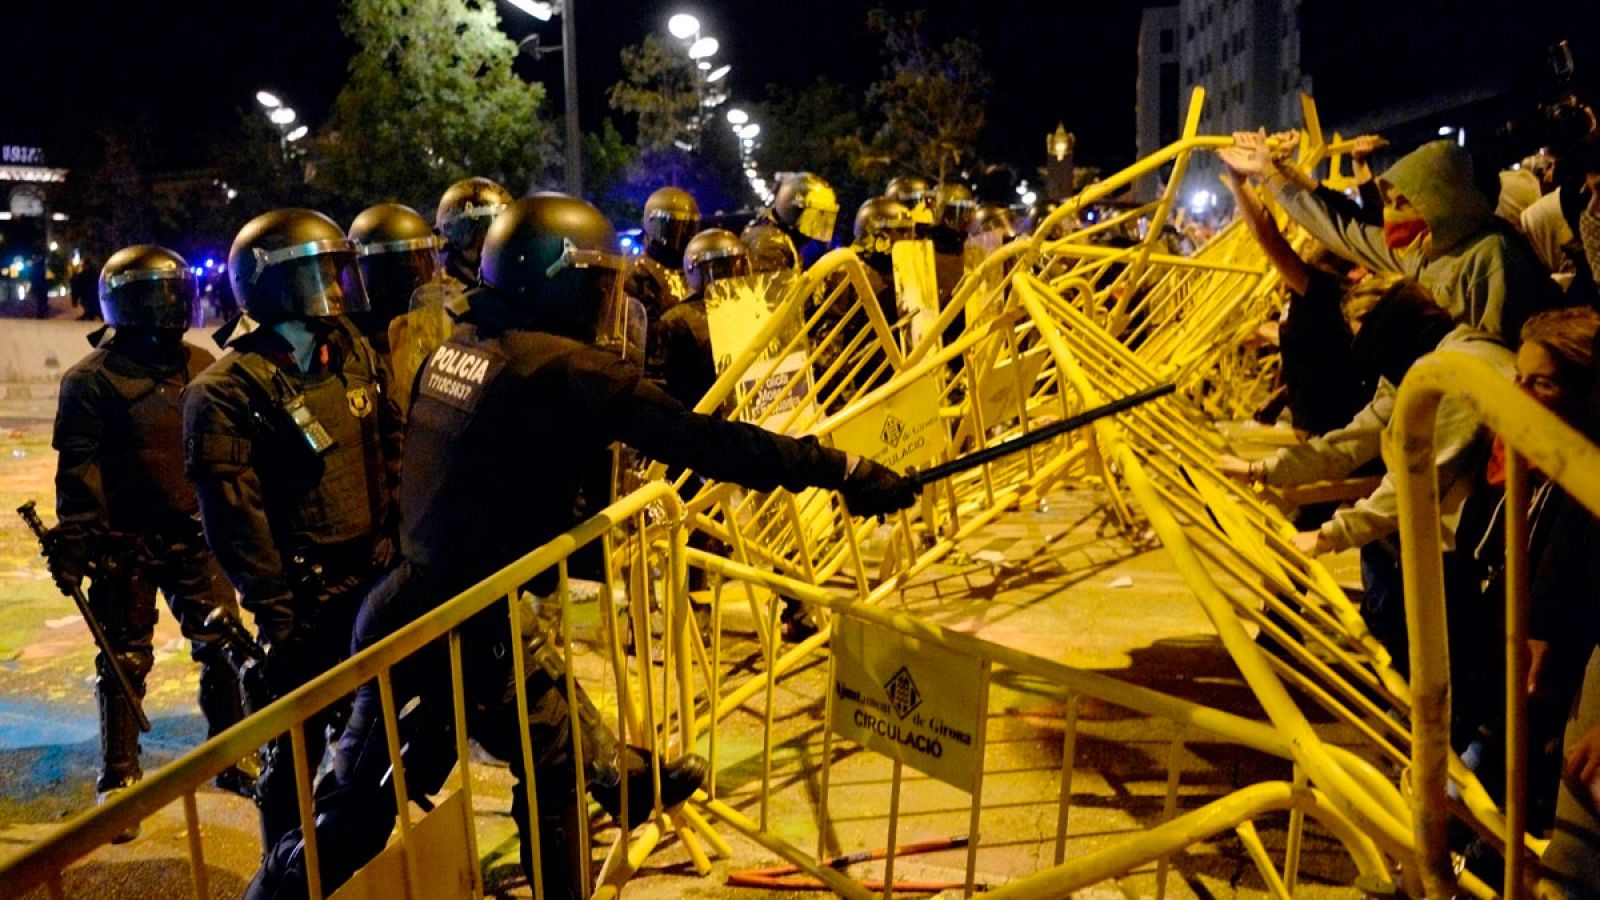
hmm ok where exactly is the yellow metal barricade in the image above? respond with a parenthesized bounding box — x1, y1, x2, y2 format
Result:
(0, 482, 709, 900)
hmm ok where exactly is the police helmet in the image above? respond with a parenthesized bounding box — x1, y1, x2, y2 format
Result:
(683, 228, 749, 296)
(98, 245, 200, 329)
(348, 203, 442, 324)
(228, 209, 369, 322)
(479, 193, 625, 341)
(933, 183, 977, 233)
(741, 222, 800, 275)
(642, 186, 702, 261)
(970, 203, 1017, 240)
(435, 176, 514, 259)
(885, 175, 933, 208)
(852, 197, 916, 254)
(773, 172, 840, 243)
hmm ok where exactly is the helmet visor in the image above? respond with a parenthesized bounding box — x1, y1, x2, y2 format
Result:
(547, 244, 629, 350)
(439, 202, 507, 254)
(253, 239, 369, 317)
(795, 205, 838, 242)
(688, 254, 751, 295)
(358, 241, 441, 320)
(646, 212, 699, 258)
(101, 269, 200, 329)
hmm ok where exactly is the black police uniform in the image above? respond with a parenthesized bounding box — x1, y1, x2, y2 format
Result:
(645, 297, 714, 409)
(182, 317, 399, 847)
(51, 331, 247, 793)
(246, 293, 876, 900)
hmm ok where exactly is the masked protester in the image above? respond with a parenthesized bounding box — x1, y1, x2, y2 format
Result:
(244, 194, 915, 900)
(48, 246, 256, 842)
(1224, 131, 1564, 344)
(183, 209, 401, 851)
(348, 202, 443, 420)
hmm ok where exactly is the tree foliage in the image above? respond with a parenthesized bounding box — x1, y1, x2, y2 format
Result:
(846, 9, 992, 184)
(312, 0, 553, 220)
(607, 35, 703, 154)
(752, 80, 871, 214)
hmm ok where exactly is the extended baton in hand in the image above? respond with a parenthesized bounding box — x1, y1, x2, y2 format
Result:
(906, 382, 1176, 490)
(18, 501, 152, 732)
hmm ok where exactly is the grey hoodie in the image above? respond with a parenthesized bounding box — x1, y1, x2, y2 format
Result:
(1270, 140, 1562, 344)
(1262, 325, 1514, 553)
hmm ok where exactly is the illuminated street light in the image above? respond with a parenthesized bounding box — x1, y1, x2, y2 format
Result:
(667, 13, 700, 39)
(737, 123, 760, 140)
(255, 90, 282, 108)
(697, 60, 711, 71)
(726, 108, 748, 126)
(285, 125, 309, 142)
(269, 107, 297, 126)
(687, 36, 719, 59)
(707, 64, 730, 83)
(507, 0, 556, 20)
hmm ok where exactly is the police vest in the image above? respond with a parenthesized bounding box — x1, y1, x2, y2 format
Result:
(78, 346, 210, 529)
(228, 321, 386, 548)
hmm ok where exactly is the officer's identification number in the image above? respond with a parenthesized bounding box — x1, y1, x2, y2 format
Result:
(420, 343, 503, 412)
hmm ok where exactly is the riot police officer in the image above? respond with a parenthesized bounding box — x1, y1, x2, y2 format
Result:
(742, 221, 800, 275)
(629, 186, 700, 319)
(386, 178, 511, 424)
(647, 227, 749, 408)
(929, 183, 977, 344)
(434, 176, 514, 287)
(47, 245, 255, 840)
(348, 202, 444, 419)
(748, 172, 840, 268)
(183, 209, 400, 849)
(246, 194, 916, 900)
(885, 174, 935, 231)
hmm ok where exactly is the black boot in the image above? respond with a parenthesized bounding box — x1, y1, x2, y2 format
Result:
(95, 679, 144, 843)
(199, 656, 259, 798)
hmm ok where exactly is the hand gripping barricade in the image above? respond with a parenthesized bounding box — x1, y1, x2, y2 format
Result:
(2, 87, 1576, 900)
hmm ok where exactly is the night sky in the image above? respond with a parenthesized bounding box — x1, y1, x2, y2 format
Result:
(2, 1, 1163, 177)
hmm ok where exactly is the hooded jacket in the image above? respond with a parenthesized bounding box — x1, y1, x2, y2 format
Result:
(1270, 140, 1562, 344)
(1261, 325, 1514, 553)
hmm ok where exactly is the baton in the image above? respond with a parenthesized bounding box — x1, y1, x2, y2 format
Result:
(18, 501, 152, 732)
(907, 382, 1176, 489)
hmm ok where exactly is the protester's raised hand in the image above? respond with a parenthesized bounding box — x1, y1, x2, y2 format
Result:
(1217, 129, 1272, 178)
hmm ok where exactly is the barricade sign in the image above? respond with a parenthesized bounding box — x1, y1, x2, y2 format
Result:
(830, 617, 984, 789)
(830, 373, 950, 473)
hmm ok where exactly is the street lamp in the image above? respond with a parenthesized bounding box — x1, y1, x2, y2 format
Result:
(255, 90, 282, 109)
(667, 13, 700, 39)
(268, 107, 297, 126)
(507, 0, 555, 20)
(285, 125, 309, 142)
(510, 1, 581, 196)
(687, 36, 719, 59)
(706, 64, 730, 83)
(726, 108, 749, 126)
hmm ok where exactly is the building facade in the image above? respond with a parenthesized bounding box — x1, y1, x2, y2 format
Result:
(1172, 0, 1309, 210)
(1135, 6, 1182, 202)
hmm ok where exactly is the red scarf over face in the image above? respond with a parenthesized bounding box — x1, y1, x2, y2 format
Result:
(1382, 205, 1429, 249)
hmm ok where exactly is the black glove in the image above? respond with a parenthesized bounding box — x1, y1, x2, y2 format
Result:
(41, 528, 96, 597)
(840, 457, 919, 518)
